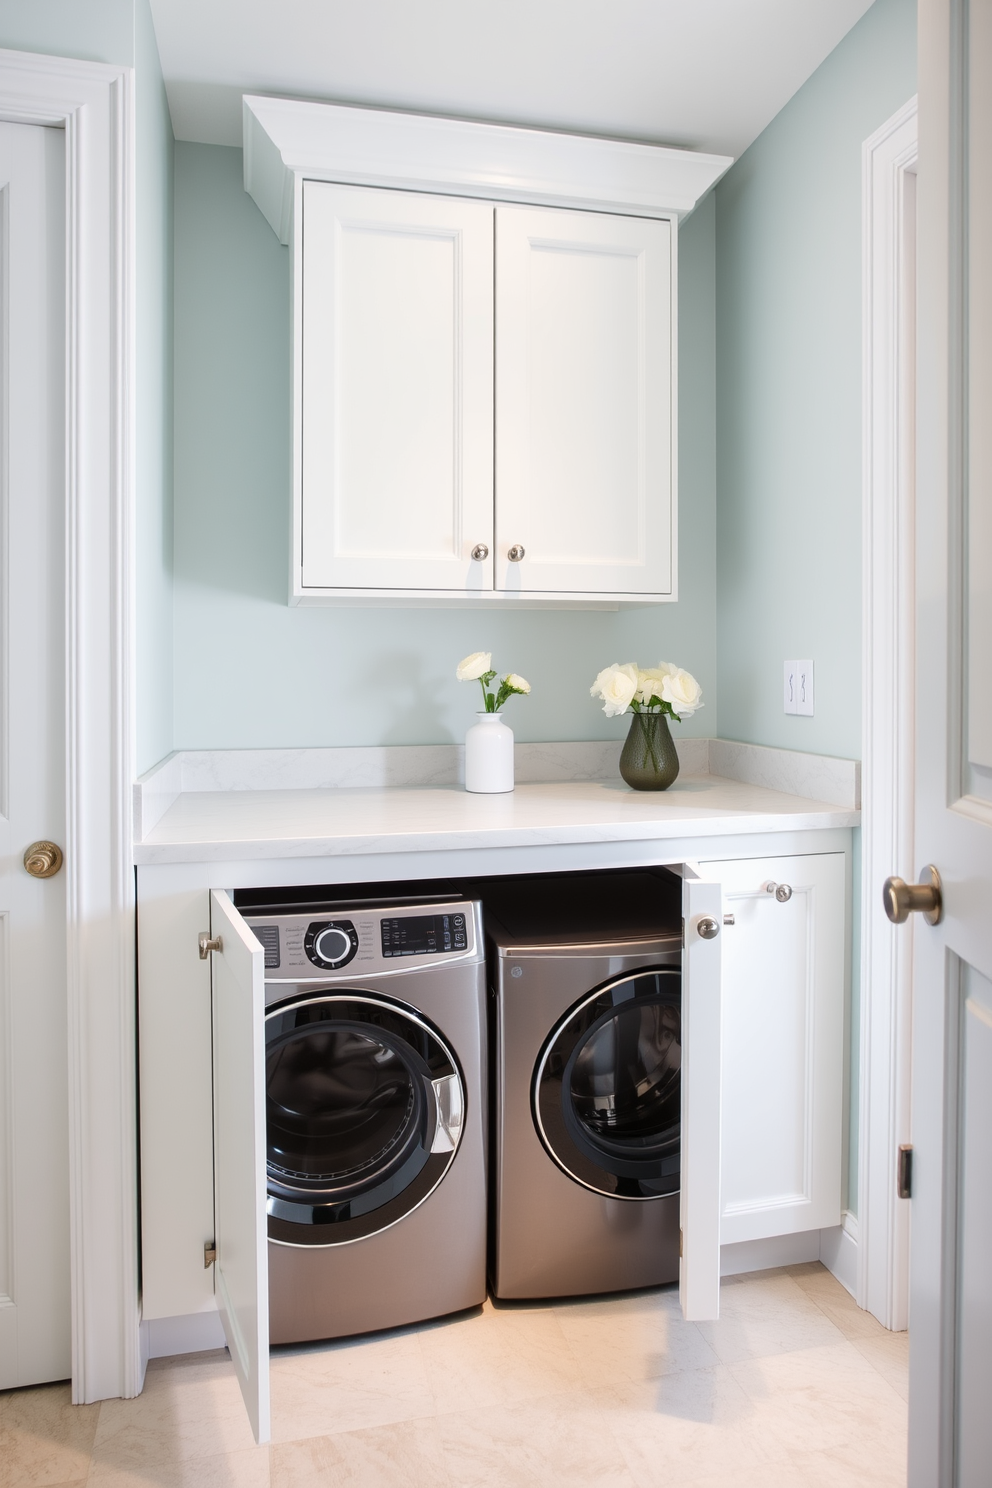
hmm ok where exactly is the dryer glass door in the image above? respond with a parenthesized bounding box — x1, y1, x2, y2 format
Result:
(265, 994, 464, 1245)
(534, 969, 681, 1200)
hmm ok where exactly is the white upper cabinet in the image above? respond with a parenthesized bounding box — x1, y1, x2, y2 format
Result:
(242, 96, 732, 605)
(301, 184, 494, 593)
(495, 206, 673, 598)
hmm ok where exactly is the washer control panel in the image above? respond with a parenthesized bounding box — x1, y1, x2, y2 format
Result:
(304, 920, 359, 970)
(241, 899, 480, 982)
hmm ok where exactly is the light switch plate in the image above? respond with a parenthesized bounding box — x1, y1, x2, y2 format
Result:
(796, 659, 814, 716)
(784, 660, 798, 715)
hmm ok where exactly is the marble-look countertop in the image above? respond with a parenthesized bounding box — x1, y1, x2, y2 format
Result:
(133, 773, 860, 865)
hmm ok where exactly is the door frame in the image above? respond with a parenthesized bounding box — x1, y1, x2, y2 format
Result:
(859, 96, 918, 1331)
(0, 51, 138, 1401)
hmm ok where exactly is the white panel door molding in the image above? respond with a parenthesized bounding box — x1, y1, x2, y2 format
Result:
(705, 853, 846, 1246)
(495, 205, 675, 598)
(680, 868, 722, 1321)
(0, 51, 137, 1405)
(208, 891, 269, 1445)
(299, 183, 494, 595)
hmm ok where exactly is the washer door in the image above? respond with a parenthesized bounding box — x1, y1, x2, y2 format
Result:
(265, 994, 464, 1245)
(533, 969, 681, 1199)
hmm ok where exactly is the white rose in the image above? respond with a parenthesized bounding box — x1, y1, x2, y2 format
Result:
(504, 673, 531, 694)
(456, 651, 492, 681)
(661, 668, 703, 718)
(636, 666, 674, 706)
(590, 662, 639, 717)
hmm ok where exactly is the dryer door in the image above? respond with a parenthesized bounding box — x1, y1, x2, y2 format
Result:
(265, 994, 465, 1245)
(533, 968, 682, 1200)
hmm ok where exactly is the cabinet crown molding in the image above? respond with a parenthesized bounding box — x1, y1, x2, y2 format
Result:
(243, 94, 732, 244)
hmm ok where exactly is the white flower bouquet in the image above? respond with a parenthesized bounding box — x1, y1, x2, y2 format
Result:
(457, 651, 531, 713)
(590, 661, 703, 721)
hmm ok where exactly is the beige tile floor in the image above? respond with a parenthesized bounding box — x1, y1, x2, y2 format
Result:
(0, 1263, 908, 1488)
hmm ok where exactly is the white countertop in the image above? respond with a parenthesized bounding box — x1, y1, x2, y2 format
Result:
(133, 773, 860, 865)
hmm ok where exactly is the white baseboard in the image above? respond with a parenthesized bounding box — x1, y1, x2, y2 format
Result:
(720, 1229, 822, 1275)
(818, 1210, 859, 1298)
(144, 1310, 226, 1359)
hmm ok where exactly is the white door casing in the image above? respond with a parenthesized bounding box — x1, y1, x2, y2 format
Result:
(209, 891, 269, 1445)
(860, 97, 917, 1334)
(495, 205, 675, 598)
(680, 867, 722, 1321)
(0, 52, 136, 1405)
(300, 182, 494, 595)
(705, 854, 846, 1246)
(0, 120, 68, 1391)
(909, 0, 992, 1481)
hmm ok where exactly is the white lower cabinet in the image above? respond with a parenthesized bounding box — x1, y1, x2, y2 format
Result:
(704, 852, 847, 1245)
(136, 840, 847, 1443)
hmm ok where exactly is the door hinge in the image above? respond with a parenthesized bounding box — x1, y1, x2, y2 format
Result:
(198, 933, 222, 960)
(204, 1240, 217, 1268)
(679, 1228, 683, 1258)
(897, 1144, 913, 1199)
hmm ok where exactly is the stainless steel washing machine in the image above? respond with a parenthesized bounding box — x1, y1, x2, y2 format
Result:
(484, 871, 683, 1300)
(240, 895, 487, 1344)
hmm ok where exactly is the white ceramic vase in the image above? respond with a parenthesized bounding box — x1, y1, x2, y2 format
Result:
(464, 711, 514, 793)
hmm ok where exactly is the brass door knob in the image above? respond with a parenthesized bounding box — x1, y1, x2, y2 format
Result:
(24, 841, 63, 878)
(883, 865, 943, 926)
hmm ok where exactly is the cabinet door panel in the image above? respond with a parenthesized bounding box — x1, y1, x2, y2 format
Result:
(495, 205, 674, 596)
(702, 854, 846, 1245)
(680, 869, 723, 1321)
(210, 891, 269, 1444)
(301, 184, 494, 591)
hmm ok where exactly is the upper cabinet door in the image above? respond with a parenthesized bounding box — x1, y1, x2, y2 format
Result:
(300, 183, 494, 593)
(680, 868, 723, 1322)
(209, 890, 270, 1444)
(495, 205, 675, 598)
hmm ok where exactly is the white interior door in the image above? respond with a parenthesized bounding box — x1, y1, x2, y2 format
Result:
(908, 2, 992, 1482)
(680, 868, 722, 1320)
(209, 891, 269, 1444)
(0, 121, 68, 1391)
(495, 204, 674, 597)
(704, 853, 845, 1245)
(300, 182, 494, 593)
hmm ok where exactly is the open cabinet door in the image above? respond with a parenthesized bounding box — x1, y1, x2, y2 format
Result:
(209, 890, 270, 1444)
(680, 867, 723, 1320)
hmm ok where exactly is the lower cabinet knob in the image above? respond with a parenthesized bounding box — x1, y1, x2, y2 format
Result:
(507, 544, 525, 562)
(471, 543, 489, 561)
(697, 917, 720, 940)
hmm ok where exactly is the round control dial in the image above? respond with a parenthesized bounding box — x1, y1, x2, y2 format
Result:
(304, 919, 359, 971)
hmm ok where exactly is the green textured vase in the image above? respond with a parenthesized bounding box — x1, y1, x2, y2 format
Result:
(619, 710, 680, 791)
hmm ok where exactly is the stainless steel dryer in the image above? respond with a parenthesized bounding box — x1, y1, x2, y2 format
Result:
(484, 871, 682, 1300)
(240, 896, 487, 1345)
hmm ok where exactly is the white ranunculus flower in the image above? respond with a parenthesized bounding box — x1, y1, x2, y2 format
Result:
(661, 668, 704, 718)
(456, 651, 492, 681)
(504, 673, 531, 694)
(590, 662, 639, 717)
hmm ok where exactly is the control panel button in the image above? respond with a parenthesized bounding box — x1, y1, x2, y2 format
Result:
(304, 919, 359, 970)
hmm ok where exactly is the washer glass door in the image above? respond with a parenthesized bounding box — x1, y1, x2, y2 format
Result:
(533, 969, 681, 1199)
(266, 994, 464, 1245)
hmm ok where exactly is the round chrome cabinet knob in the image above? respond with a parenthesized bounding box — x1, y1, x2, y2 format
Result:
(304, 920, 359, 970)
(470, 543, 489, 561)
(696, 917, 720, 940)
(24, 841, 63, 878)
(507, 544, 525, 563)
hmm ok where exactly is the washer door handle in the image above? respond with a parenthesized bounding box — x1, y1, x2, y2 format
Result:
(431, 1074, 464, 1153)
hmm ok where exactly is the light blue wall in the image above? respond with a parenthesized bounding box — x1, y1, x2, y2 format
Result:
(0, 0, 133, 63)
(715, 0, 916, 760)
(172, 147, 717, 750)
(715, 0, 917, 1214)
(135, 0, 174, 773)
